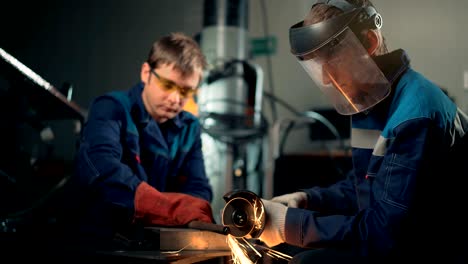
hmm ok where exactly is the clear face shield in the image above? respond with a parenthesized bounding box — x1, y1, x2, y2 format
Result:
(289, 6, 390, 115)
(298, 28, 390, 115)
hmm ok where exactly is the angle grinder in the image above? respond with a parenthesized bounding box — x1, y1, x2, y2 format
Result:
(221, 190, 266, 238)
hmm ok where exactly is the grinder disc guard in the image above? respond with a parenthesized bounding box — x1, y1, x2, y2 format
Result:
(222, 190, 266, 238)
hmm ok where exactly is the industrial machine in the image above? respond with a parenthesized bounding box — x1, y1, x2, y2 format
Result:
(0, 47, 88, 262)
(0, 47, 86, 231)
(198, 0, 267, 223)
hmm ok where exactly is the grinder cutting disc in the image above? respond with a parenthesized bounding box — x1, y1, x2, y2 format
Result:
(222, 197, 254, 237)
(221, 190, 266, 238)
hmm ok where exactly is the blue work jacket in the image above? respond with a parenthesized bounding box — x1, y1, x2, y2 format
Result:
(284, 49, 468, 258)
(70, 82, 212, 239)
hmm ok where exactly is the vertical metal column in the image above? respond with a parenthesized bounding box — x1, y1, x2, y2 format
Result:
(199, 0, 266, 222)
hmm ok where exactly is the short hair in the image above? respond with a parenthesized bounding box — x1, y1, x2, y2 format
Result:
(303, 0, 388, 55)
(146, 32, 207, 78)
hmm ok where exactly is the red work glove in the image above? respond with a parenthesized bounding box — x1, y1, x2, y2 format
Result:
(134, 181, 214, 226)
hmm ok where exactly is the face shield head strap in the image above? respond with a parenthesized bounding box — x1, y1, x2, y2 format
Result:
(315, 0, 383, 30)
(314, 0, 355, 12)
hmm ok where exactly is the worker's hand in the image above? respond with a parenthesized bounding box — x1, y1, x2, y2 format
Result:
(258, 199, 287, 247)
(134, 182, 214, 226)
(271, 191, 308, 208)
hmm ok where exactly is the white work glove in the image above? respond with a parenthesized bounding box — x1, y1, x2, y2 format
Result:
(271, 191, 308, 208)
(259, 199, 287, 247)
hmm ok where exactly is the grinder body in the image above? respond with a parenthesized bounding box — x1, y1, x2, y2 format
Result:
(221, 190, 266, 238)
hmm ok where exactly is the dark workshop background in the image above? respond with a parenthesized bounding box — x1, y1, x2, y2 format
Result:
(1, 0, 467, 229)
(2, 0, 467, 157)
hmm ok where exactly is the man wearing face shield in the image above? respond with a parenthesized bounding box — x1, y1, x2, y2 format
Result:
(258, 0, 468, 262)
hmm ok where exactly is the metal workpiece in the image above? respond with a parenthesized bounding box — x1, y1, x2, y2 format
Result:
(144, 226, 231, 251)
(93, 227, 232, 263)
(187, 220, 230, 235)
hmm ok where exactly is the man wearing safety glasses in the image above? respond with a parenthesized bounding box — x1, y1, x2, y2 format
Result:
(64, 32, 214, 253)
(259, 0, 468, 262)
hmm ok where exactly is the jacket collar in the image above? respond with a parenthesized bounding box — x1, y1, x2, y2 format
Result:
(373, 48, 411, 85)
(354, 49, 411, 116)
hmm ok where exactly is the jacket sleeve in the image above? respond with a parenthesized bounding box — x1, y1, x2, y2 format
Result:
(285, 118, 447, 255)
(176, 121, 213, 202)
(74, 96, 142, 221)
(303, 170, 359, 215)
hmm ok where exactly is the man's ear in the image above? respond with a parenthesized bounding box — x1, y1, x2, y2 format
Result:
(141, 62, 151, 83)
(365, 30, 380, 55)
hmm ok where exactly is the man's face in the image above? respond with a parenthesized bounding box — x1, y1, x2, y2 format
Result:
(321, 55, 365, 99)
(296, 28, 390, 115)
(141, 63, 200, 123)
(318, 49, 389, 114)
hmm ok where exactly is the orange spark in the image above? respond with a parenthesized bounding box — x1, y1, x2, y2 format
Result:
(227, 234, 254, 264)
(253, 199, 265, 232)
(325, 71, 359, 112)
